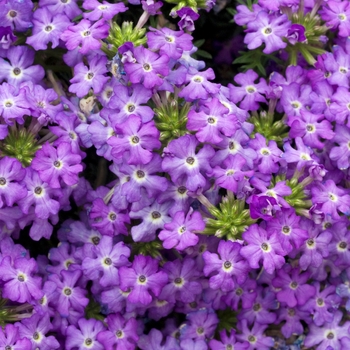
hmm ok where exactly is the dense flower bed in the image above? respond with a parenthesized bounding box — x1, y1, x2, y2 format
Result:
(0, 0, 350, 348)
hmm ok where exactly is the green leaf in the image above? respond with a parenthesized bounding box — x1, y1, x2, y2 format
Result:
(196, 49, 212, 59)
(194, 39, 205, 48)
(226, 7, 236, 16)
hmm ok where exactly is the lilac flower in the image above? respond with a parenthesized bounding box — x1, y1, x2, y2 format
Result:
(119, 255, 168, 305)
(159, 209, 205, 251)
(16, 312, 60, 350)
(272, 265, 315, 307)
(240, 224, 285, 274)
(249, 133, 282, 174)
(96, 313, 138, 350)
(178, 68, 220, 101)
(283, 137, 317, 171)
(330, 124, 350, 169)
(304, 310, 350, 349)
(238, 288, 277, 325)
(320, 0, 350, 37)
(210, 154, 254, 194)
(82, 236, 130, 287)
(108, 116, 160, 165)
(203, 240, 249, 292)
(0, 0, 33, 31)
(48, 270, 89, 317)
(0, 324, 31, 350)
(180, 309, 218, 340)
(301, 282, 341, 326)
(138, 329, 179, 350)
(26, 7, 70, 50)
(40, 0, 81, 19)
(223, 278, 257, 310)
(229, 69, 268, 111)
(69, 55, 109, 98)
(83, 0, 127, 21)
(60, 19, 109, 55)
(0, 256, 43, 303)
(118, 154, 168, 204)
(124, 46, 169, 89)
(0, 46, 45, 86)
(147, 27, 193, 60)
(329, 87, 350, 125)
(107, 83, 154, 124)
(18, 168, 60, 221)
(279, 83, 312, 117)
(66, 318, 105, 350)
(187, 98, 238, 144)
(0, 157, 26, 208)
(234, 4, 262, 25)
(289, 110, 335, 149)
(159, 258, 202, 303)
(266, 208, 308, 253)
(31, 142, 83, 189)
(244, 11, 290, 54)
(0, 83, 31, 125)
(311, 180, 350, 219)
(236, 320, 274, 350)
(162, 135, 215, 191)
(209, 329, 249, 350)
(89, 198, 130, 236)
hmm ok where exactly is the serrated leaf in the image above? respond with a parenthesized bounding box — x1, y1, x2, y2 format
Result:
(194, 39, 205, 48)
(196, 49, 212, 59)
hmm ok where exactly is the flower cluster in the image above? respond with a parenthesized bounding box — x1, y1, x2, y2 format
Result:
(0, 0, 350, 349)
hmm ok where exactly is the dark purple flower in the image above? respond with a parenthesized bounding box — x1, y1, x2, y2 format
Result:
(286, 24, 306, 45)
(0, 26, 16, 49)
(209, 329, 249, 350)
(249, 195, 280, 221)
(236, 320, 274, 349)
(176, 7, 200, 32)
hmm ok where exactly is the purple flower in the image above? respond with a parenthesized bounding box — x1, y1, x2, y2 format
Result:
(240, 224, 285, 274)
(320, 0, 350, 37)
(272, 265, 315, 307)
(209, 329, 249, 350)
(244, 11, 291, 54)
(304, 310, 350, 349)
(83, 0, 127, 21)
(180, 308, 218, 340)
(96, 313, 138, 350)
(0, 256, 43, 303)
(176, 7, 200, 32)
(311, 180, 350, 219)
(16, 313, 60, 350)
(124, 46, 169, 89)
(147, 27, 193, 60)
(89, 198, 130, 236)
(229, 69, 268, 111)
(66, 318, 105, 350)
(330, 87, 350, 125)
(187, 98, 238, 144)
(159, 209, 205, 251)
(162, 134, 215, 191)
(119, 255, 168, 305)
(40, 0, 81, 20)
(82, 236, 130, 287)
(69, 55, 109, 98)
(0, 83, 31, 125)
(203, 240, 249, 292)
(249, 195, 280, 221)
(330, 124, 350, 169)
(236, 320, 274, 349)
(159, 258, 202, 303)
(0, 26, 16, 49)
(286, 24, 306, 45)
(31, 142, 83, 189)
(61, 19, 109, 55)
(0, 0, 33, 31)
(138, 329, 179, 350)
(48, 270, 89, 317)
(249, 133, 282, 174)
(26, 7, 70, 50)
(108, 115, 160, 165)
(178, 68, 220, 101)
(223, 278, 257, 310)
(0, 157, 26, 208)
(0, 324, 31, 350)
